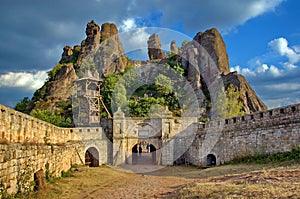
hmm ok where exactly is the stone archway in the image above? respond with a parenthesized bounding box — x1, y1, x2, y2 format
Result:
(132, 143, 157, 165)
(85, 147, 99, 167)
(206, 154, 216, 166)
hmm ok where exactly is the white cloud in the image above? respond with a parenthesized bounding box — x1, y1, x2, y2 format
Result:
(256, 63, 269, 73)
(268, 65, 281, 77)
(120, 18, 137, 32)
(231, 62, 282, 77)
(268, 37, 300, 64)
(0, 70, 48, 91)
(232, 36, 300, 108)
(282, 62, 297, 69)
(264, 83, 300, 91)
(230, 65, 255, 76)
(119, 19, 151, 57)
(140, 0, 285, 32)
(264, 97, 300, 109)
(294, 46, 300, 53)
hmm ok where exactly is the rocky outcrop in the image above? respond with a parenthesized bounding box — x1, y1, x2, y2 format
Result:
(27, 21, 267, 121)
(100, 23, 118, 41)
(76, 20, 101, 65)
(170, 40, 179, 54)
(181, 28, 267, 113)
(93, 23, 128, 77)
(32, 63, 77, 112)
(30, 20, 129, 113)
(222, 72, 267, 113)
(147, 34, 165, 60)
(77, 21, 128, 77)
(60, 46, 73, 63)
(193, 28, 230, 75)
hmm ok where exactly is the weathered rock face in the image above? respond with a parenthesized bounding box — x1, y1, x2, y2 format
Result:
(181, 28, 267, 113)
(100, 23, 118, 41)
(76, 20, 101, 65)
(222, 72, 267, 113)
(32, 63, 77, 112)
(147, 34, 165, 60)
(77, 21, 127, 77)
(30, 21, 129, 112)
(94, 23, 128, 77)
(193, 28, 230, 75)
(60, 46, 73, 63)
(170, 40, 179, 54)
(28, 21, 267, 120)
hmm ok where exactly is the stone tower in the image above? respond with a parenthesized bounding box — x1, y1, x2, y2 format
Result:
(74, 70, 102, 126)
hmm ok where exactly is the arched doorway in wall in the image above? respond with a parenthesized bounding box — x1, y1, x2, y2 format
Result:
(85, 147, 99, 167)
(206, 154, 216, 166)
(132, 143, 157, 165)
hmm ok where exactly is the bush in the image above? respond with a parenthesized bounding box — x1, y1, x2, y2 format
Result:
(227, 146, 300, 164)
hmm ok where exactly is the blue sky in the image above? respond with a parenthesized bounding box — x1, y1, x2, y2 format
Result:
(0, 0, 299, 109)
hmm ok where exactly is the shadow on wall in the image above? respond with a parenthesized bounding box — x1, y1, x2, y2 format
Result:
(85, 147, 99, 167)
(206, 154, 216, 166)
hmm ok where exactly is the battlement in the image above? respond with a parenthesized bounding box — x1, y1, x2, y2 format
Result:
(200, 103, 300, 130)
(0, 105, 81, 144)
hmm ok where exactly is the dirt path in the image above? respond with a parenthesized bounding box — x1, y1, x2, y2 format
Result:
(34, 165, 196, 199)
(29, 162, 300, 199)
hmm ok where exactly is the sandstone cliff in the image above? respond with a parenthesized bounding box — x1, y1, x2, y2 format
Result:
(181, 28, 266, 114)
(27, 21, 266, 120)
(31, 20, 129, 113)
(147, 34, 165, 60)
(222, 72, 267, 113)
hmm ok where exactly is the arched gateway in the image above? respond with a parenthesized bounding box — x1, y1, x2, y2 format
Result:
(132, 143, 157, 165)
(85, 147, 99, 167)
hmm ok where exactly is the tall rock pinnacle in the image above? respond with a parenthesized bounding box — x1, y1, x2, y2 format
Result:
(147, 34, 165, 60)
(193, 28, 230, 75)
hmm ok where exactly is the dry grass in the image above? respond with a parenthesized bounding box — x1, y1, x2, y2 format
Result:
(165, 168, 300, 198)
(23, 161, 300, 199)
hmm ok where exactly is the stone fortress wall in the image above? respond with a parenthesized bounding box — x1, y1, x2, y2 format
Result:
(186, 103, 300, 166)
(0, 102, 299, 194)
(0, 105, 84, 194)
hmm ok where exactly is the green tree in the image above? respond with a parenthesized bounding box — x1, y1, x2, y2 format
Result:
(100, 74, 122, 116)
(112, 81, 127, 113)
(155, 74, 174, 96)
(30, 109, 72, 127)
(122, 65, 143, 95)
(15, 97, 31, 114)
(226, 84, 245, 118)
(181, 40, 190, 50)
(129, 97, 165, 117)
(216, 84, 245, 119)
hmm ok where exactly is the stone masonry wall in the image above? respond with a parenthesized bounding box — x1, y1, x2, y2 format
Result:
(187, 103, 300, 166)
(0, 105, 84, 194)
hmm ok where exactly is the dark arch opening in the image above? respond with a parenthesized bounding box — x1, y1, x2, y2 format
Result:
(206, 154, 216, 166)
(132, 143, 157, 165)
(85, 147, 99, 167)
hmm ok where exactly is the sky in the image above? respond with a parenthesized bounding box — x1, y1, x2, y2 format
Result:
(0, 0, 299, 109)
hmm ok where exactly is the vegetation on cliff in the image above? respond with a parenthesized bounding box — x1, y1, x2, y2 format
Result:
(14, 20, 266, 127)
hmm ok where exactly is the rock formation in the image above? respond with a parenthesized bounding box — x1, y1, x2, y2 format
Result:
(26, 20, 267, 121)
(181, 28, 266, 114)
(93, 23, 128, 77)
(30, 20, 129, 113)
(222, 72, 267, 113)
(193, 28, 230, 75)
(76, 20, 101, 64)
(76, 21, 127, 77)
(170, 40, 179, 54)
(60, 46, 73, 63)
(147, 34, 165, 60)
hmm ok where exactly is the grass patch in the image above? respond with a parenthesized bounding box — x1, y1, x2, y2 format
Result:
(227, 146, 300, 164)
